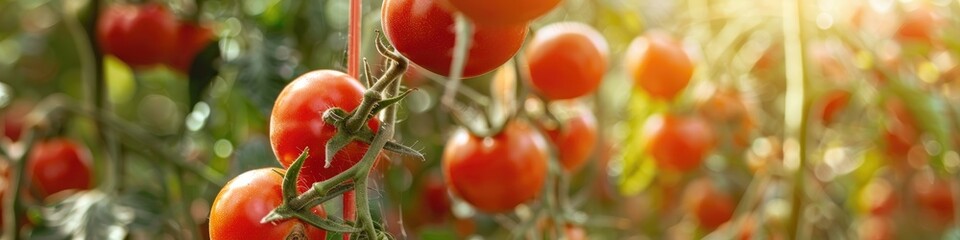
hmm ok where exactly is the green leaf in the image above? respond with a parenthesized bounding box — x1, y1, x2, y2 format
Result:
(283, 148, 310, 202)
(188, 41, 221, 108)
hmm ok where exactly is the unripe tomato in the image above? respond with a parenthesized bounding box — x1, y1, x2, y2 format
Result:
(545, 105, 598, 172)
(98, 3, 178, 68)
(169, 22, 215, 74)
(27, 138, 93, 199)
(2, 101, 32, 142)
(382, 0, 528, 78)
(526, 22, 608, 100)
(815, 89, 851, 125)
(643, 113, 714, 172)
(442, 121, 548, 213)
(683, 178, 734, 229)
(625, 30, 694, 101)
(437, 0, 560, 26)
(270, 70, 379, 190)
(209, 168, 327, 239)
(912, 174, 955, 223)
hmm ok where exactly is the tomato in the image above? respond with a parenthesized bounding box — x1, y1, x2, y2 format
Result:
(269, 70, 379, 191)
(815, 89, 851, 125)
(382, 0, 528, 78)
(697, 89, 754, 148)
(642, 113, 715, 172)
(545, 105, 598, 172)
(895, 5, 941, 45)
(565, 225, 587, 240)
(2, 101, 32, 142)
(437, 0, 560, 26)
(169, 22, 215, 74)
(858, 216, 895, 240)
(859, 178, 897, 217)
(525, 22, 608, 100)
(419, 175, 452, 223)
(442, 120, 548, 213)
(683, 178, 734, 229)
(209, 168, 327, 239)
(27, 138, 93, 199)
(625, 30, 694, 101)
(98, 3, 178, 68)
(912, 174, 954, 223)
(883, 99, 919, 164)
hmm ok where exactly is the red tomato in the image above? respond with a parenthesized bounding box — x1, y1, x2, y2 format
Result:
(442, 121, 548, 213)
(683, 178, 734, 229)
(209, 168, 327, 239)
(2, 101, 32, 142)
(437, 0, 560, 26)
(896, 6, 942, 45)
(697, 89, 754, 148)
(526, 22, 608, 100)
(98, 3, 178, 68)
(420, 175, 452, 223)
(382, 0, 528, 78)
(269, 70, 379, 191)
(883, 99, 919, 162)
(913, 174, 955, 223)
(545, 105, 598, 172)
(643, 113, 715, 172)
(625, 30, 694, 101)
(816, 89, 851, 125)
(27, 138, 93, 199)
(169, 22, 215, 74)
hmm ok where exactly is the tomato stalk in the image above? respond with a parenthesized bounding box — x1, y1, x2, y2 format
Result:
(1, 131, 36, 239)
(440, 14, 474, 109)
(781, 0, 810, 238)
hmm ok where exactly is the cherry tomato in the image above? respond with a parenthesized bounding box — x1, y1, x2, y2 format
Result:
(545, 105, 598, 172)
(98, 3, 178, 68)
(697, 89, 754, 148)
(683, 178, 734, 229)
(913, 174, 954, 223)
(643, 113, 715, 172)
(209, 168, 327, 239)
(270, 70, 379, 191)
(816, 89, 851, 125)
(438, 0, 560, 26)
(382, 0, 528, 78)
(442, 121, 548, 213)
(419, 175, 452, 223)
(896, 5, 942, 45)
(27, 138, 93, 199)
(169, 22, 215, 74)
(883, 99, 919, 163)
(625, 30, 694, 101)
(526, 22, 608, 100)
(2, 101, 32, 142)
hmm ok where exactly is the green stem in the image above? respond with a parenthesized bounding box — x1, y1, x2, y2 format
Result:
(782, 0, 809, 238)
(440, 14, 474, 110)
(2, 131, 36, 240)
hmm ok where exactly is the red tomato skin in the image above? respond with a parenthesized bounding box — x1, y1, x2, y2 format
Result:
(683, 178, 734, 229)
(546, 107, 598, 172)
(437, 0, 560, 26)
(643, 114, 715, 172)
(442, 121, 548, 213)
(169, 22, 215, 74)
(2, 101, 31, 142)
(420, 175, 452, 223)
(913, 175, 955, 222)
(382, 0, 528, 78)
(27, 138, 93, 199)
(817, 89, 851, 125)
(269, 70, 379, 191)
(209, 168, 326, 240)
(526, 22, 608, 100)
(625, 30, 694, 101)
(97, 4, 178, 68)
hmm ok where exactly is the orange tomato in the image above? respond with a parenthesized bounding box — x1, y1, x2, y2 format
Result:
(643, 113, 715, 172)
(625, 30, 694, 101)
(683, 178, 735, 229)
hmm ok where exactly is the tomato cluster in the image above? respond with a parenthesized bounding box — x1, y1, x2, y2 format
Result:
(98, 3, 215, 73)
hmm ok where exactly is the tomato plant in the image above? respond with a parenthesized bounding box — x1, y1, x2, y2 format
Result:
(168, 22, 215, 74)
(438, 0, 561, 26)
(642, 113, 715, 172)
(545, 104, 598, 172)
(683, 178, 734, 229)
(27, 138, 93, 199)
(442, 121, 548, 213)
(209, 168, 327, 239)
(624, 30, 694, 101)
(97, 3, 178, 68)
(269, 70, 379, 190)
(382, 0, 528, 78)
(526, 22, 608, 100)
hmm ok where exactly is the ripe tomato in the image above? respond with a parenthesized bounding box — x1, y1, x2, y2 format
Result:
(545, 105, 598, 172)
(169, 22, 215, 74)
(27, 138, 93, 199)
(382, 0, 528, 78)
(883, 99, 919, 162)
(98, 3, 178, 68)
(442, 121, 548, 213)
(683, 178, 734, 229)
(209, 168, 327, 239)
(697, 89, 754, 148)
(912, 174, 954, 223)
(625, 30, 694, 101)
(269, 70, 379, 191)
(437, 0, 560, 26)
(895, 5, 942, 45)
(643, 113, 715, 172)
(526, 22, 608, 100)
(419, 175, 452, 223)
(815, 89, 851, 125)
(2, 101, 32, 142)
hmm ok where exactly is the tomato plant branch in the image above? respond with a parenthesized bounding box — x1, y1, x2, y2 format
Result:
(2, 130, 36, 240)
(782, 0, 810, 238)
(440, 14, 474, 110)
